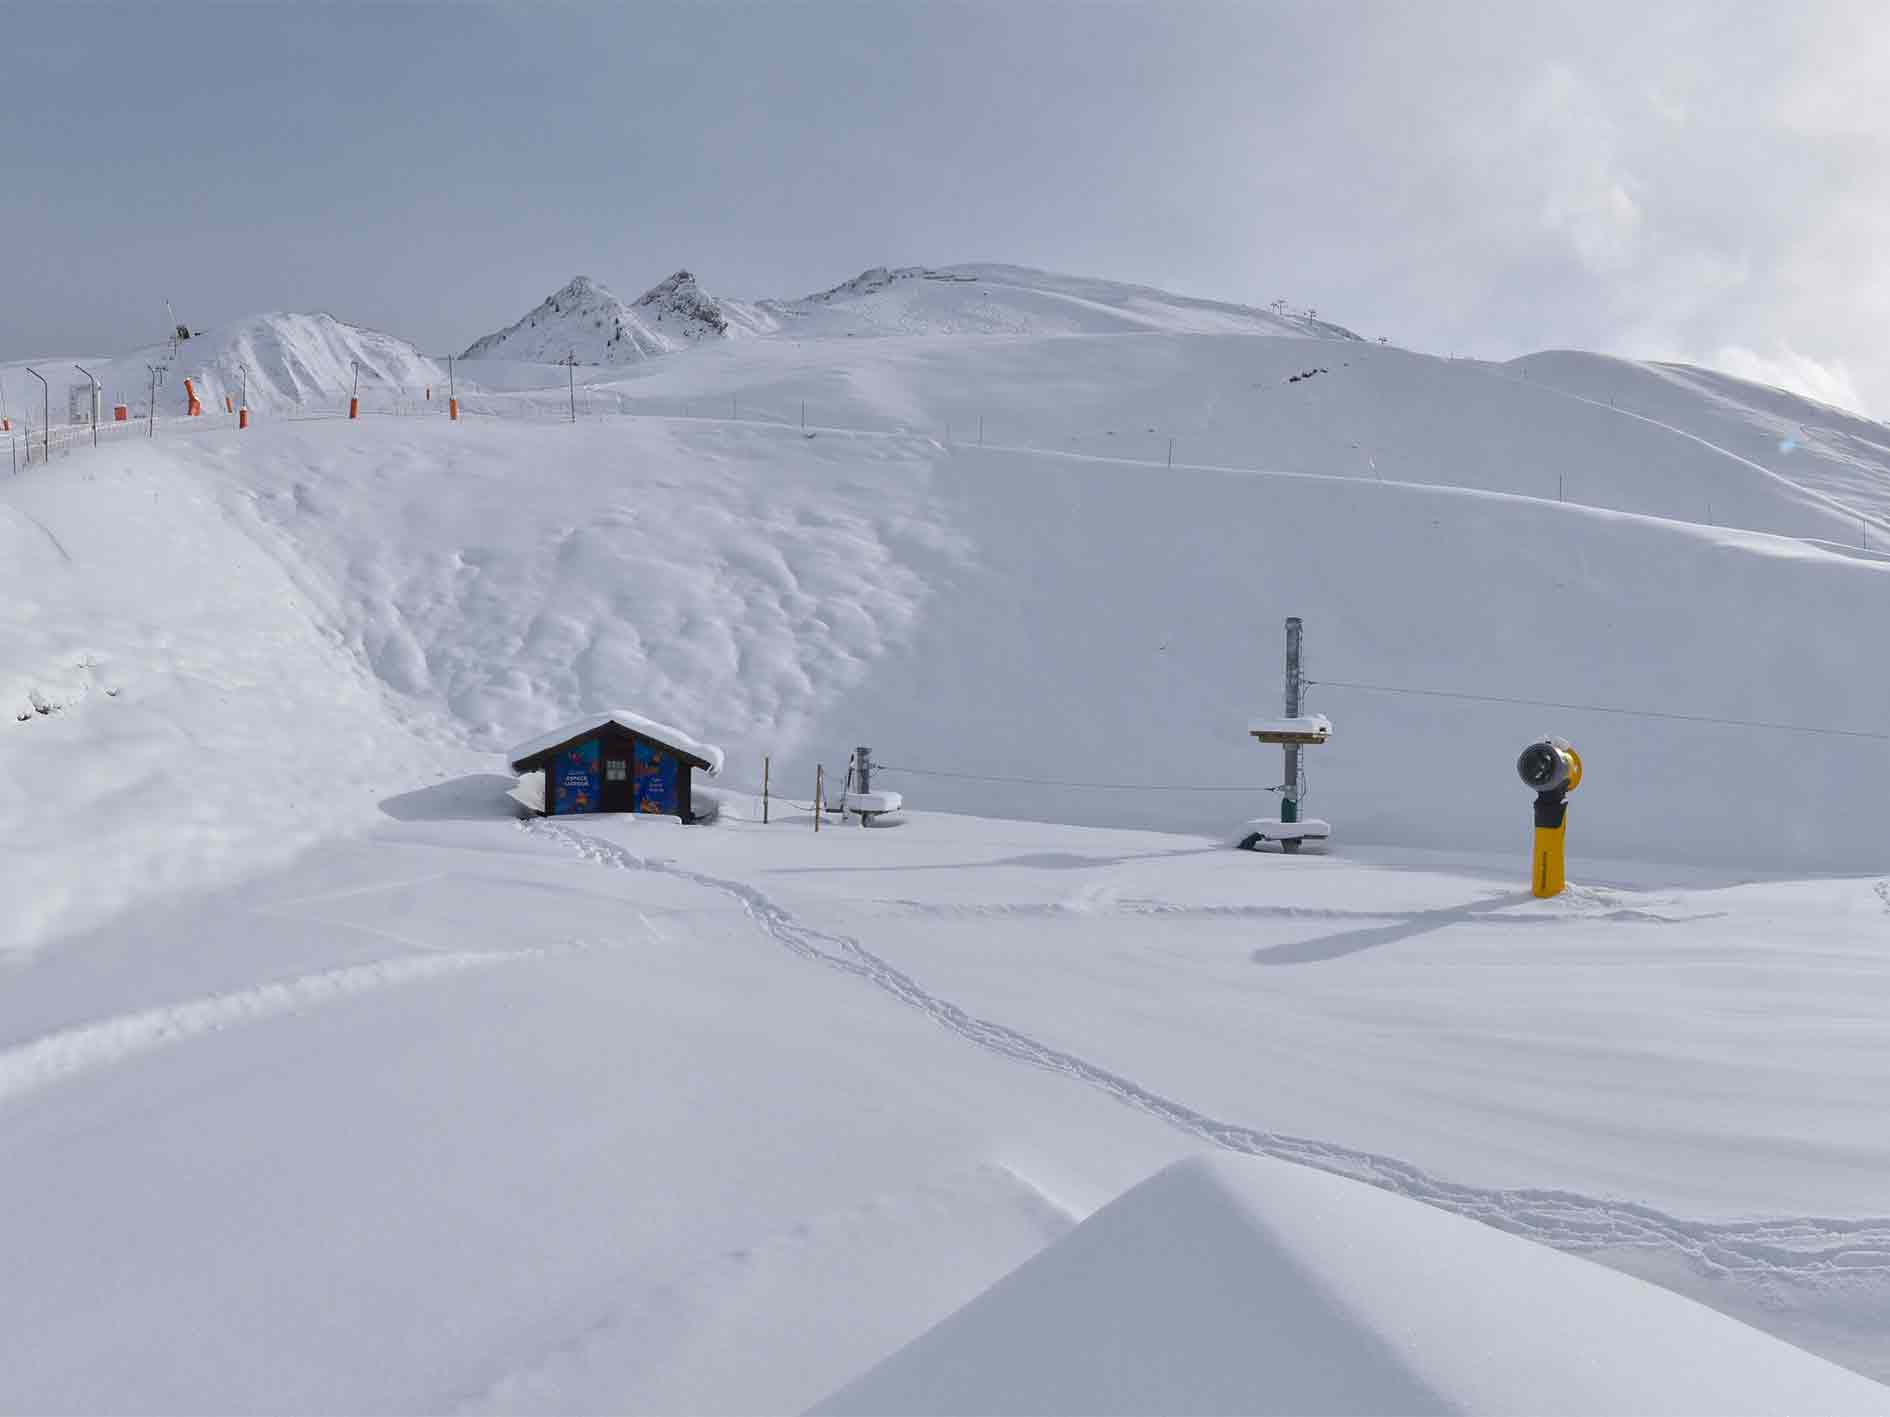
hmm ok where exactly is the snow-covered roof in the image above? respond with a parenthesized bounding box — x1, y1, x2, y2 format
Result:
(507, 711, 724, 776)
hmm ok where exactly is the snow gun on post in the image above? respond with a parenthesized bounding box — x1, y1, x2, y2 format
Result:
(1517, 738, 1581, 898)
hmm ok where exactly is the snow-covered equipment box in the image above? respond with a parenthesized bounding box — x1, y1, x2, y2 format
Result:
(824, 747, 905, 825)
(1248, 712, 1332, 745)
(1236, 816, 1331, 850)
(841, 789, 904, 822)
(508, 710, 722, 821)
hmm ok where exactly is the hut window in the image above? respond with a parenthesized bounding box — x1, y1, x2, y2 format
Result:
(605, 758, 628, 782)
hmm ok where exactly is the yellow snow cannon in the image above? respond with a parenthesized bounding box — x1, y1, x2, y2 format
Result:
(1516, 739, 1582, 899)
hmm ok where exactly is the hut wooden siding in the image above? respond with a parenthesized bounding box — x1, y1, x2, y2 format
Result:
(509, 720, 712, 822)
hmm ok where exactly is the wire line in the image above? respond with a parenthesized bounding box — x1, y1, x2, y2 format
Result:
(1309, 678, 1890, 741)
(876, 763, 1274, 792)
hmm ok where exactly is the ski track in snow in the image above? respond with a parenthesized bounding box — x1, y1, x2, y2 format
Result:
(0, 942, 599, 1109)
(533, 821, 1890, 1303)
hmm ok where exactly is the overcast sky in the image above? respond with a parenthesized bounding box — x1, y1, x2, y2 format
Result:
(5, 2, 1887, 414)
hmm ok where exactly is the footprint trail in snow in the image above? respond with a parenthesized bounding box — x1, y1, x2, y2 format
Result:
(532, 820, 1890, 1325)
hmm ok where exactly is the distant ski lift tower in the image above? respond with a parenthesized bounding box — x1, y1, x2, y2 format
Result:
(1240, 616, 1333, 853)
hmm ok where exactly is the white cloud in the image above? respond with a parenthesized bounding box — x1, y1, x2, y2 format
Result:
(1520, 65, 1644, 274)
(1704, 344, 1867, 415)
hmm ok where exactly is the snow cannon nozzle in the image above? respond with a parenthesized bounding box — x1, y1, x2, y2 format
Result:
(1517, 739, 1579, 796)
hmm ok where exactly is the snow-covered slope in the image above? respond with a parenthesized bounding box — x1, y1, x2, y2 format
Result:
(13, 306, 1890, 955)
(460, 272, 775, 365)
(763, 262, 1360, 340)
(814, 1153, 1890, 1415)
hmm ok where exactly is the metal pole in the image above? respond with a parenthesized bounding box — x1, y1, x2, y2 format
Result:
(568, 354, 576, 423)
(762, 754, 770, 825)
(147, 365, 160, 437)
(352, 361, 359, 398)
(74, 365, 99, 446)
(814, 765, 823, 832)
(27, 368, 47, 464)
(240, 363, 247, 411)
(855, 745, 871, 826)
(1167, 437, 1174, 467)
(1282, 617, 1303, 851)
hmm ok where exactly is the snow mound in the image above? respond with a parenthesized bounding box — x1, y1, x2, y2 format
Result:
(812, 1153, 1890, 1417)
(507, 709, 724, 775)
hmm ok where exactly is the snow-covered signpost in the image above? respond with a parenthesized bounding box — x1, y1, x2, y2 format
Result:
(1240, 616, 1333, 853)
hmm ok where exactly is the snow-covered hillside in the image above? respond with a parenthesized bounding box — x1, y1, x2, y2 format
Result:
(0, 311, 443, 422)
(459, 263, 1356, 369)
(12, 296, 1890, 952)
(764, 262, 1360, 340)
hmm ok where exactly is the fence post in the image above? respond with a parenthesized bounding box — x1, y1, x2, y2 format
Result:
(27, 368, 47, 463)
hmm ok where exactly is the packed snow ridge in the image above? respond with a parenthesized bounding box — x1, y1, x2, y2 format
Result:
(814, 1153, 1890, 1416)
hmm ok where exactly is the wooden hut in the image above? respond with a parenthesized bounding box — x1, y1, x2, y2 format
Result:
(508, 711, 722, 821)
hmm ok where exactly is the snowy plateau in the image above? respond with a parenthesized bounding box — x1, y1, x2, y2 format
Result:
(5, 262, 1890, 1414)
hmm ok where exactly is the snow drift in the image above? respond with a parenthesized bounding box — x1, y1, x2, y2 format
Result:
(813, 1153, 1890, 1416)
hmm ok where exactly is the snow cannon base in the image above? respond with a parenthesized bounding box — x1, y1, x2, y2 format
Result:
(1248, 713, 1332, 746)
(1236, 817, 1330, 854)
(842, 789, 904, 825)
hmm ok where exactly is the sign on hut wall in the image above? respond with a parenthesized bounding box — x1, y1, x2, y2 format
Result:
(553, 739, 602, 814)
(633, 741, 678, 814)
